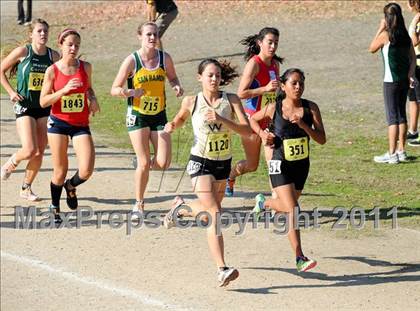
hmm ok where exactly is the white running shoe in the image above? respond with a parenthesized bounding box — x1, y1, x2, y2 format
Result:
(163, 196, 185, 229)
(131, 201, 144, 220)
(20, 187, 41, 202)
(373, 152, 399, 164)
(396, 150, 408, 162)
(1, 154, 17, 180)
(217, 267, 239, 287)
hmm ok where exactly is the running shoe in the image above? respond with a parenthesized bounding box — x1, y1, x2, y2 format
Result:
(20, 186, 41, 202)
(225, 178, 235, 197)
(64, 180, 78, 210)
(407, 131, 418, 140)
(163, 196, 184, 229)
(296, 256, 317, 272)
(252, 193, 266, 221)
(131, 200, 144, 221)
(373, 152, 399, 164)
(217, 267, 239, 287)
(408, 137, 420, 147)
(397, 150, 408, 162)
(1, 154, 17, 181)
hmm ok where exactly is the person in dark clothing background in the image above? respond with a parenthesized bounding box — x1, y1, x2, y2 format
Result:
(17, 0, 32, 26)
(145, 0, 178, 48)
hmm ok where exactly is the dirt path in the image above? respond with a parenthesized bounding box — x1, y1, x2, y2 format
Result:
(1, 101, 420, 311)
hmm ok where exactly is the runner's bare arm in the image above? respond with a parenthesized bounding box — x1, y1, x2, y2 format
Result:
(164, 96, 194, 133)
(40, 66, 80, 108)
(237, 58, 278, 99)
(0, 46, 27, 102)
(164, 52, 183, 97)
(110, 55, 142, 98)
(249, 103, 275, 144)
(211, 93, 252, 136)
(369, 19, 387, 53)
(291, 101, 326, 145)
(84, 62, 100, 115)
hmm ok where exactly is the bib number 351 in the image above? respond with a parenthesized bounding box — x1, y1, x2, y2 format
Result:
(283, 137, 309, 161)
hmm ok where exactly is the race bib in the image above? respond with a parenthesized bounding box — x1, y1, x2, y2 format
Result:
(13, 102, 27, 114)
(261, 92, 276, 107)
(126, 115, 136, 127)
(269, 160, 282, 175)
(283, 137, 309, 161)
(205, 132, 231, 158)
(61, 93, 85, 113)
(28, 72, 44, 91)
(136, 95, 164, 115)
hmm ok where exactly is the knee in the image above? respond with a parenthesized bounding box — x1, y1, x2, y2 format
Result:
(247, 161, 259, 173)
(34, 147, 47, 158)
(20, 147, 37, 160)
(137, 158, 151, 172)
(53, 170, 67, 185)
(155, 159, 171, 170)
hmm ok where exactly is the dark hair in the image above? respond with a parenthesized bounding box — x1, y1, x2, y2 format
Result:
(277, 68, 305, 101)
(409, 0, 420, 12)
(384, 3, 411, 46)
(9, 18, 50, 78)
(137, 22, 158, 35)
(240, 27, 284, 63)
(280, 68, 305, 84)
(58, 28, 80, 45)
(197, 58, 239, 86)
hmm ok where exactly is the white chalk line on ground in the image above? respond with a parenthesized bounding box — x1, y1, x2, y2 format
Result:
(1, 251, 187, 311)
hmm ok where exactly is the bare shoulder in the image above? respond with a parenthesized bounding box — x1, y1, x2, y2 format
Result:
(50, 49, 60, 62)
(306, 99, 321, 114)
(226, 92, 241, 104)
(182, 95, 195, 107)
(44, 64, 55, 79)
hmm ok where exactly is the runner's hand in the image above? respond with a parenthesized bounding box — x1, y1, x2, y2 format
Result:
(261, 129, 275, 148)
(164, 121, 175, 134)
(173, 85, 183, 97)
(205, 108, 219, 122)
(264, 80, 279, 92)
(89, 98, 100, 116)
(131, 88, 144, 98)
(62, 78, 82, 94)
(290, 114, 304, 128)
(9, 91, 24, 103)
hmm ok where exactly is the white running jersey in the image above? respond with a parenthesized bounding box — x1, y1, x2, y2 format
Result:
(190, 91, 234, 161)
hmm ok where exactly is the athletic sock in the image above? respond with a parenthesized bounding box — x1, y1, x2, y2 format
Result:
(22, 182, 31, 190)
(69, 171, 87, 188)
(296, 255, 306, 263)
(50, 182, 64, 208)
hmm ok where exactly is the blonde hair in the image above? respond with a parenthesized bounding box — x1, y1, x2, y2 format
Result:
(137, 22, 158, 35)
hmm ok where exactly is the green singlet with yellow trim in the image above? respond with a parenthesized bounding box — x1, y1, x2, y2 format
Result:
(126, 49, 168, 132)
(16, 44, 53, 109)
